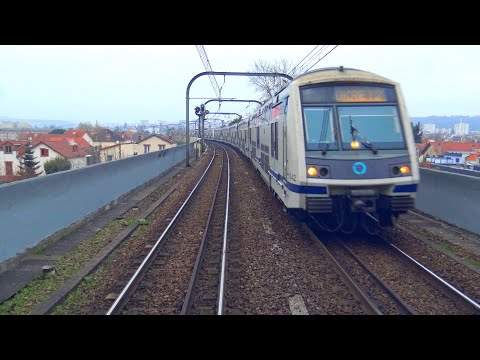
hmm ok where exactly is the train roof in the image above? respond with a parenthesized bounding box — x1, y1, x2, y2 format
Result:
(207, 67, 398, 131)
(292, 66, 397, 85)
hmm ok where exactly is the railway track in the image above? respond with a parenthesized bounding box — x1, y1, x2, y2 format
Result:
(306, 216, 480, 315)
(106, 143, 230, 315)
(181, 144, 230, 315)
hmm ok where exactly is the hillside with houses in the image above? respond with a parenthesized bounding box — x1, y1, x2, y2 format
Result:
(0, 127, 177, 184)
(414, 118, 480, 170)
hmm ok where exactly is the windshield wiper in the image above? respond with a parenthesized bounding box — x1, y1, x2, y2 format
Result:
(318, 109, 331, 154)
(322, 143, 329, 155)
(350, 116, 378, 155)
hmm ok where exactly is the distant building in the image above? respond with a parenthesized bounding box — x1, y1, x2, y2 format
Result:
(423, 123, 436, 134)
(0, 121, 31, 130)
(430, 141, 479, 157)
(436, 128, 452, 135)
(465, 152, 480, 165)
(0, 130, 22, 141)
(454, 121, 469, 136)
(415, 142, 434, 163)
(98, 134, 176, 162)
(88, 128, 124, 149)
(443, 152, 467, 164)
(64, 129, 94, 146)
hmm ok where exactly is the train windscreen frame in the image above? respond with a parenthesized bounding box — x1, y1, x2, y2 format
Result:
(300, 82, 406, 151)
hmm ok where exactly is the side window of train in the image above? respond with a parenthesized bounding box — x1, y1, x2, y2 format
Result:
(282, 96, 289, 114)
(275, 122, 278, 160)
(271, 123, 274, 156)
(257, 127, 260, 147)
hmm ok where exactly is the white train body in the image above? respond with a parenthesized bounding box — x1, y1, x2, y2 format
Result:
(206, 67, 419, 228)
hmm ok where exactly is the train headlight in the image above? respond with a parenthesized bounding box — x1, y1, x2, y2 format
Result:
(350, 140, 360, 149)
(307, 166, 318, 176)
(400, 165, 411, 175)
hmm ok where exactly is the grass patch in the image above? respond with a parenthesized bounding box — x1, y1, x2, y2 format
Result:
(0, 220, 126, 315)
(50, 274, 97, 315)
(122, 219, 135, 227)
(437, 242, 480, 270)
(34, 247, 48, 255)
(464, 257, 480, 269)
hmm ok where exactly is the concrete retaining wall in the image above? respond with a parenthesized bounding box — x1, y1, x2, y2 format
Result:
(0, 143, 195, 263)
(427, 164, 480, 178)
(416, 168, 480, 234)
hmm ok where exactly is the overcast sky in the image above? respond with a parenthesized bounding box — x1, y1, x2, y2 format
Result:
(0, 45, 479, 126)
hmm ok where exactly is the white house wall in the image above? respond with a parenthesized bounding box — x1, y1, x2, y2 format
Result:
(0, 150, 21, 175)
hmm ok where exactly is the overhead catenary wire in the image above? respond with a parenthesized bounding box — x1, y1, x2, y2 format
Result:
(291, 45, 323, 74)
(300, 45, 329, 71)
(305, 45, 339, 72)
(195, 45, 221, 99)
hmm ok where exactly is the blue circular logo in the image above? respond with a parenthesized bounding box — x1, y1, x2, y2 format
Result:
(353, 161, 367, 175)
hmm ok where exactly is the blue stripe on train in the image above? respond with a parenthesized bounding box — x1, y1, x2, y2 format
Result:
(393, 184, 418, 193)
(268, 166, 416, 195)
(268, 167, 328, 194)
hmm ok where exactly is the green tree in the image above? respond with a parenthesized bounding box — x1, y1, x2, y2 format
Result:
(49, 128, 66, 134)
(411, 121, 423, 143)
(44, 157, 72, 174)
(17, 143, 42, 178)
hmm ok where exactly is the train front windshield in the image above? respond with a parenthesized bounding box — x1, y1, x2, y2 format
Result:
(301, 83, 407, 151)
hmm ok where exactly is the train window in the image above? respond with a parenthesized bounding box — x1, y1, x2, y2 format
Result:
(257, 127, 260, 147)
(270, 122, 279, 160)
(274, 122, 278, 160)
(282, 97, 289, 114)
(271, 124, 274, 157)
(303, 107, 339, 151)
(338, 105, 406, 150)
(301, 84, 396, 103)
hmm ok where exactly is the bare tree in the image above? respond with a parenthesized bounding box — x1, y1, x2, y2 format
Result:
(248, 59, 299, 103)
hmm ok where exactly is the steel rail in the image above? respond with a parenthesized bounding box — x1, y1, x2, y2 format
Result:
(217, 144, 231, 315)
(181, 144, 226, 314)
(384, 239, 480, 312)
(106, 146, 218, 315)
(303, 221, 382, 315)
(338, 240, 416, 315)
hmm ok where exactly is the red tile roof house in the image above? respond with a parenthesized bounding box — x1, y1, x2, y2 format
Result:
(31, 137, 92, 171)
(0, 134, 93, 183)
(426, 141, 479, 162)
(415, 142, 433, 163)
(465, 152, 480, 165)
(430, 141, 480, 157)
(64, 129, 94, 146)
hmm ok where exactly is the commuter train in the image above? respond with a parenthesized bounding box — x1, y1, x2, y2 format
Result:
(206, 67, 419, 233)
